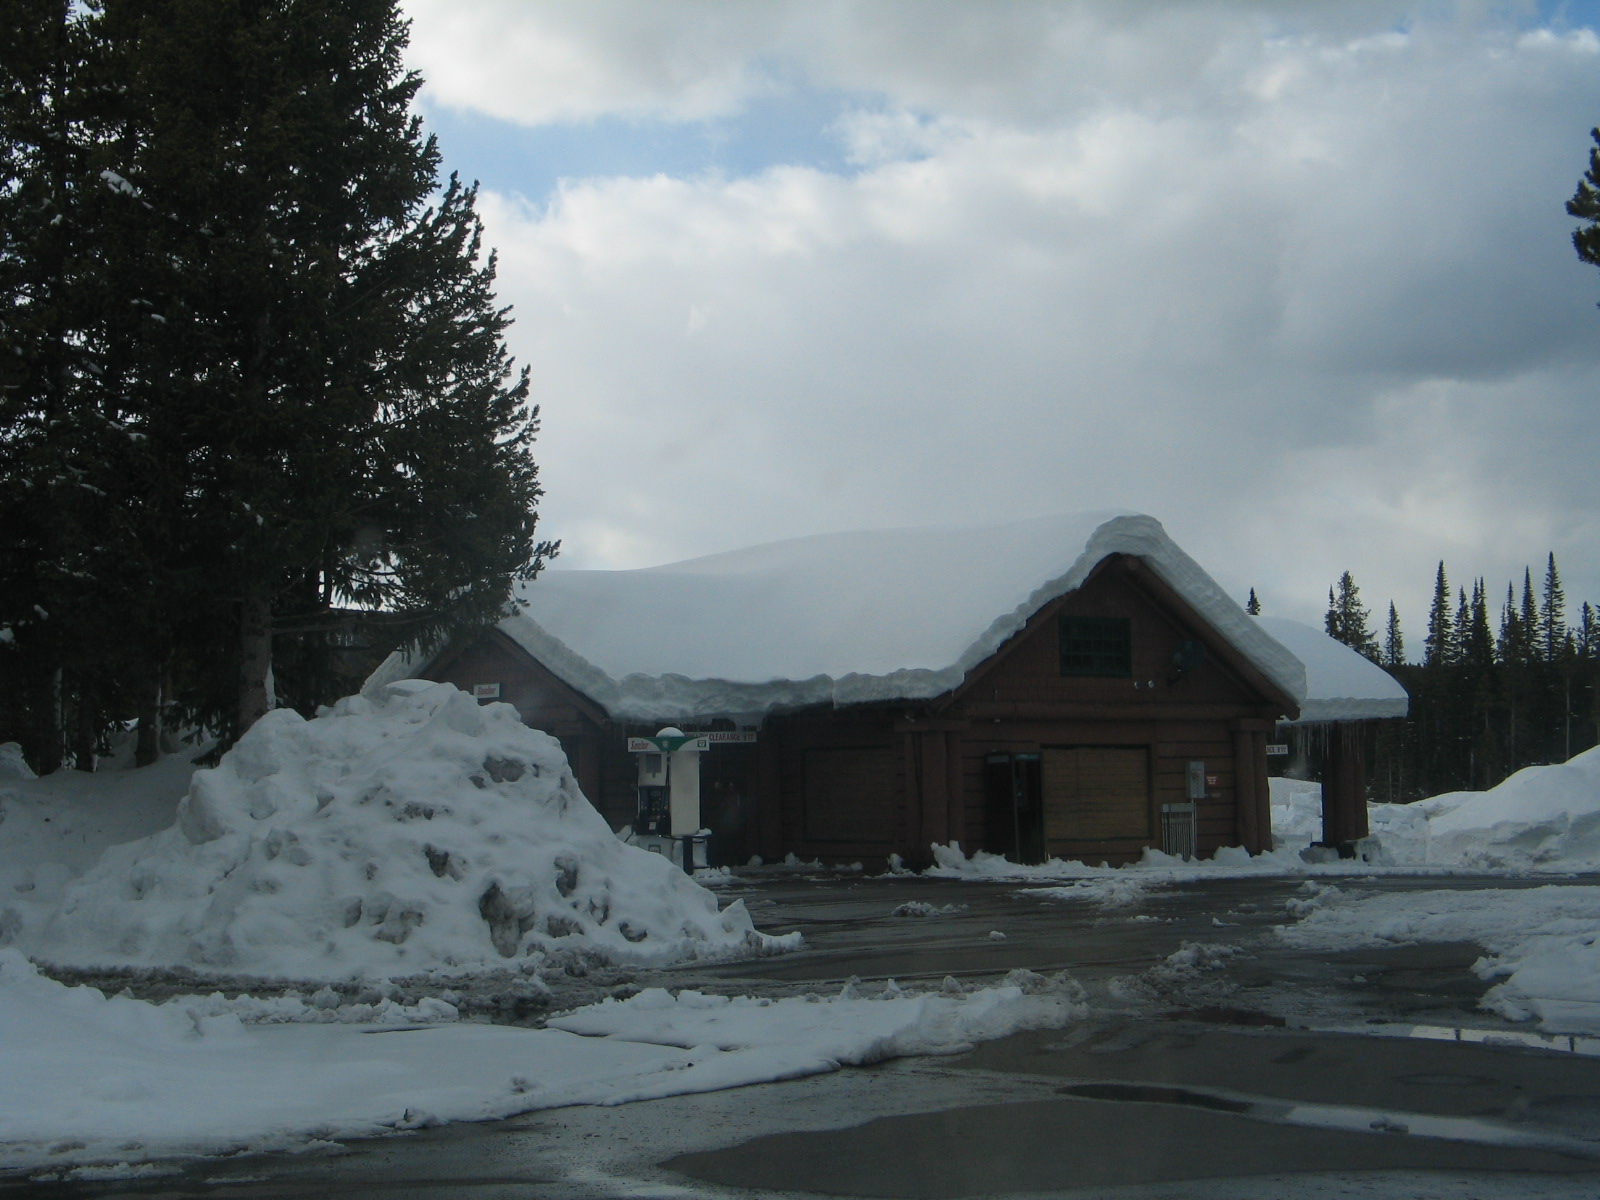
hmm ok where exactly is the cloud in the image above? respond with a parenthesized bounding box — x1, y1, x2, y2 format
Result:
(414, 2, 1600, 631)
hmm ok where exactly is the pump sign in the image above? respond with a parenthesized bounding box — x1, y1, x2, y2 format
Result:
(627, 735, 709, 753)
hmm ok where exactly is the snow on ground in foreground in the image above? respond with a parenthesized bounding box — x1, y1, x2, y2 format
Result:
(0, 949, 1084, 1174)
(1278, 882, 1600, 1036)
(12, 683, 792, 980)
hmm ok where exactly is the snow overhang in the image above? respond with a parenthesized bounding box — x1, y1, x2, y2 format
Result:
(369, 513, 1310, 723)
(1254, 616, 1409, 724)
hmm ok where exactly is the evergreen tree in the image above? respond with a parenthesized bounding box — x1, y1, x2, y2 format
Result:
(1568, 126, 1600, 271)
(1542, 553, 1569, 663)
(1452, 587, 1471, 665)
(1424, 562, 1454, 667)
(2, 0, 555, 755)
(1520, 568, 1540, 664)
(1383, 602, 1405, 667)
(1325, 571, 1379, 661)
(1461, 580, 1495, 669)
(1245, 588, 1261, 616)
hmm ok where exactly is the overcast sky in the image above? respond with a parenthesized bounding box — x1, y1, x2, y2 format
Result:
(401, 0, 1600, 639)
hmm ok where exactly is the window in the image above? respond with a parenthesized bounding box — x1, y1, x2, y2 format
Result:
(1059, 615, 1131, 677)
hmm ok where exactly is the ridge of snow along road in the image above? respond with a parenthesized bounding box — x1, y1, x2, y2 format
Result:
(0, 951, 1087, 1175)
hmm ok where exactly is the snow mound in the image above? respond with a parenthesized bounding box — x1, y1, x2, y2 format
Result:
(30, 684, 792, 979)
(0, 742, 35, 780)
(1352, 747, 1600, 872)
(1417, 748, 1600, 870)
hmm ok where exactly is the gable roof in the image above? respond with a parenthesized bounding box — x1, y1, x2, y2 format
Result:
(368, 512, 1307, 723)
(1253, 616, 1409, 723)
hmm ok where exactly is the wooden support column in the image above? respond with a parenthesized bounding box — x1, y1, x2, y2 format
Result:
(755, 727, 784, 859)
(1321, 722, 1370, 846)
(945, 730, 967, 853)
(1233, 726, 1261, 854)
(917, 731, 951, 854)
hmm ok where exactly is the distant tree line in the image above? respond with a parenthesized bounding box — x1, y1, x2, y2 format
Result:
(1304, 561, 1598, 802)
(0, 0, 554, 773)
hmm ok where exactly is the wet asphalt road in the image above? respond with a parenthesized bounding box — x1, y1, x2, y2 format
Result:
(7, 871, 1600, 1199)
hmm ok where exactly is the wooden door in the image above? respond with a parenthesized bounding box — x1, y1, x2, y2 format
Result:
(1041, 746, 1152, 854)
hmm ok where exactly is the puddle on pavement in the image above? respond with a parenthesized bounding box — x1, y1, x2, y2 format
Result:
(1056, 1079, 1600, 1158)
(1288, 1018, 1600, 1059)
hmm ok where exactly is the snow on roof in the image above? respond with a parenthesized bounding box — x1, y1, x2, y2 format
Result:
(371, 512, 1307, 723)
(1253, 616, 1408, 723)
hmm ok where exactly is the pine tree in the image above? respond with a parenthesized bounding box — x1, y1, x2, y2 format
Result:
(1245, 588, 1261, 616)
(1424, 562, 1454, 667)
(1542, 553, 1569, 662)
(1452, 587, 1472, 665)
(3, 0, 555, 750)
(1520, 568, 1540, 664)
(1461, 579, 1495, 668)
(1383, 602, 1405, 666)
(1568, 126, 1600, 271)
(1325, 571, 1379, 661)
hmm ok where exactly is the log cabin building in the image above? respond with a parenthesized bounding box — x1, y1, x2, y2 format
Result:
(367, 513, 1405, 867)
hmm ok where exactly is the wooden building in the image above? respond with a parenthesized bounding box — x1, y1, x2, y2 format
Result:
(370, 513, 1354, 868)
(1255, 616, 1410, 852)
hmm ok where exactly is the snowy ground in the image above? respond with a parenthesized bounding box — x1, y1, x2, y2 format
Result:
(6, 709, 1600, 1177)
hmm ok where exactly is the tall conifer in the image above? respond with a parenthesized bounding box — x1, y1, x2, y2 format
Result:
(1424, 562, 1453, 667)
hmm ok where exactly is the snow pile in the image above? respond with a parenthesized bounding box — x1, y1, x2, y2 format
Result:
(370, 512, 1306, 723)
(1269, 776, 1325, 850)
(1382, 748, 1600, 871)
(1024, 876, 1158, 908)
(0, 742, 35, 780)
(26, 682, 792, 979)
(0, 739, 196, 948)
(0, 950, 1086, 1173)
(1277, 884, 1600, 1035)
(926, 839, 1316, 884)
(544, 971, 1086, 1089)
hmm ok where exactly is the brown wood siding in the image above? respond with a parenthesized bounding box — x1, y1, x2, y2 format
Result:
(957, 567, 1269, 715)
(803, 746, 896, 845)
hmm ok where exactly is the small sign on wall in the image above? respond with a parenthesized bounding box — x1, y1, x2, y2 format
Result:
(472, 683, 501, 700)
(1265, 743, 1289, 756)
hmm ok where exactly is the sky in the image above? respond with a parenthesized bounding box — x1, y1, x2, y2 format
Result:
(400, 0, 1600, 637)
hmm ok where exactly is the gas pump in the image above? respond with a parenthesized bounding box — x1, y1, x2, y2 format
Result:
(628, 728, 710, 869)
(635, 753, 671, 836)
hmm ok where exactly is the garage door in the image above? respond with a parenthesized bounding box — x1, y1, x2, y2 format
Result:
(1042, 746, 1151, 844)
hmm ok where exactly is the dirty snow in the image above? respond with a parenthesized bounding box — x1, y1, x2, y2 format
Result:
(0, 950, 1086, 1173)
(1278, 882, 1600, 1036)
(10, 683, 791, 980)
(368, 512, 1307, 723)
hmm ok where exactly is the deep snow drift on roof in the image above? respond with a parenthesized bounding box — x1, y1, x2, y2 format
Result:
(370, 512, 1306, 722)
(1254, 616, 1408, 723)
(25, 683, 792, 980)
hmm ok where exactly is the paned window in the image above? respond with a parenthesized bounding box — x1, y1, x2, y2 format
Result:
(1059, 615, 1131, 677)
